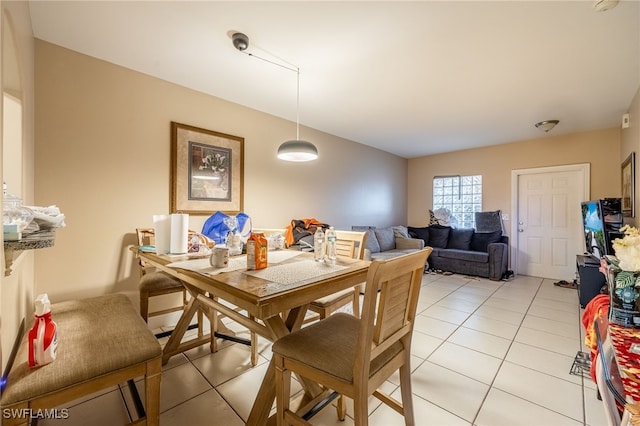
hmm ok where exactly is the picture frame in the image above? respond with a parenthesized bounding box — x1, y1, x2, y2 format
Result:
(622, 152, 635, 217)
(170, 122, 244, 215)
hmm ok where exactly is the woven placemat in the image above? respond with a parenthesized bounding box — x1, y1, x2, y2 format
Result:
(244, 261, 347, 287)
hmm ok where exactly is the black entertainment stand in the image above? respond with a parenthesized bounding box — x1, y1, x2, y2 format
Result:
(576, 254, 606, 308)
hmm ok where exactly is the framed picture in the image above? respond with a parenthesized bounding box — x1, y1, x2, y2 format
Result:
(170, 122, 244, 215)
(622, 152, 635, 217)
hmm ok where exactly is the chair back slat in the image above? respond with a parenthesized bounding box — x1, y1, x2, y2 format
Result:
(375, 272, 416, 344)
(356, 247, 433, 378)
(137, 228, 155, 246)
(335, 230, 367, 260)
(335, 239, 357, 258)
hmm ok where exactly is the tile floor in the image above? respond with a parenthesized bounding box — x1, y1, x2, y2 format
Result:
(41, 273, 607, 425)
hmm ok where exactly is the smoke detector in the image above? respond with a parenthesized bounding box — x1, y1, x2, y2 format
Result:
(593, 0, 619, 12)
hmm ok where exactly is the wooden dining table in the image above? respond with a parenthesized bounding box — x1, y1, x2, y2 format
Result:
(132, 247, 370, 425)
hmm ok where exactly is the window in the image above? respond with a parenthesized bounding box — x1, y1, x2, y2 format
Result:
(433, 175, 482, 228)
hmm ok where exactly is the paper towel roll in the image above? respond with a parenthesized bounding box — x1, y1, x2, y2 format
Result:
(170, 213, 189, 254)
(153, 214, 171, 255)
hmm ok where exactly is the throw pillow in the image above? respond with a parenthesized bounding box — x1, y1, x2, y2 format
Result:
(374, 227, 396, 252)
(428, 225, 450, 248)
(364, 229, 381, 254)
(392, 225, 410, 239)
(428, 210, 440, 226)
(470, 230, 503, 252)
(447, 228, 474, 250)
(428, 208, 458, 227)
(475, 210, 503, 233)
(408, 226, 429, 245)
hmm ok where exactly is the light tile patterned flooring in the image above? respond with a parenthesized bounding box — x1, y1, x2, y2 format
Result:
(41, 273, 607, 425)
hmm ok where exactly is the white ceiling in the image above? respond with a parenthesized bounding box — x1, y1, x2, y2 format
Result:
(28, 1, 640, 158)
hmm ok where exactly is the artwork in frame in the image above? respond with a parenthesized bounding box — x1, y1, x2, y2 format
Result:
(622, 152, 635, 217)
(170, 122, 244, 215)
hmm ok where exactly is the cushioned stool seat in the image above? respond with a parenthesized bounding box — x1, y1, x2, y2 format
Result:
(273, 313, 402, 382)
(140, 271, 184, 292)
(1, 294, 162, 426)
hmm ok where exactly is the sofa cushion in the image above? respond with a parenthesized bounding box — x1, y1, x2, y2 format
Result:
(438, 249, 489, 263)
(428, 225, 450, 248)
(447, 228, 474, 250)
(392, 226, 410, 239)
(471, 230, 503, 252)
(364, 229, 381, 254)
(408, 226, 429, 245)
(374, 227, 396, 251)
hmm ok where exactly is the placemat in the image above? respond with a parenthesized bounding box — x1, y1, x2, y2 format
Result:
(166, 250, 304, 276)
(244, 261, 347, 286)
(167, 256, 248, 276)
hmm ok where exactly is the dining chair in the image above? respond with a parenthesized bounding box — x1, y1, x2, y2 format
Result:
(273, 247, 433, 426)
(306, 230, 367, 320)
(136, 228, 192, 326)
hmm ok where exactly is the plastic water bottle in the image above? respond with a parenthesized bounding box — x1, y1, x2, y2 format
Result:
(326, 227, 337, 264)
(314, 227, 325, 262)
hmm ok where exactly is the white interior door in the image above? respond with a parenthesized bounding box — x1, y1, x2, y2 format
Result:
(512, 164, 589, 280)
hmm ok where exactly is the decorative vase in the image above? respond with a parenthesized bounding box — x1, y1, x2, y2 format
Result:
(211, 171, 223, 187)
(608, 269, 640, 328)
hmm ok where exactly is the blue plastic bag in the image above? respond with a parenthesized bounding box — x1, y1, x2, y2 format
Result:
(201, 212, 251, 244)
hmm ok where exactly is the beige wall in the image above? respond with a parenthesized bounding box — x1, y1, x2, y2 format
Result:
(1, 1, 36, 372)
(407, 128, 622, 233)
(33, 40, 407, 302)
(621, 86, 640, 227)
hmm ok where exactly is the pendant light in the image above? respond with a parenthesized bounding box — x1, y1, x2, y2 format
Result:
(534, 120, 559, 133)
(231, 32, 318, 162)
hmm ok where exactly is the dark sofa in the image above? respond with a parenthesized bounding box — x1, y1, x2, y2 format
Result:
(408, 225, 509, 281)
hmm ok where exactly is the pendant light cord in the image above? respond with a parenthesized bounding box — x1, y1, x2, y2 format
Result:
(238, 49, 301, 139)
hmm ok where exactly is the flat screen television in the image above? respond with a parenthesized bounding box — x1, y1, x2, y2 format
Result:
(581, 200, 608, 260)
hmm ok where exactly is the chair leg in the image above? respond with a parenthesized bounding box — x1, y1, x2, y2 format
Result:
(399, 354, 415, 426)
(249, 314, 259, 366)
(274, 355, 291, 426)
(337, 395, 347, 421)
(353, 391, 369, 426)
(140, 291, 150, 323)
(210, 294, 218, 353)
(197, 308, 204, 338)
(145, 358, 162, 426)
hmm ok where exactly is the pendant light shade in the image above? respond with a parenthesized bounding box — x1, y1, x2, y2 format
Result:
(277, 140, 318, 162)
(535, 120, 559, 133)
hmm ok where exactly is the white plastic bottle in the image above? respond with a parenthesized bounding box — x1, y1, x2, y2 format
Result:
(314, 227, 325, 262)
(28, 293, 58, 368)
(326, 227, 337, 264)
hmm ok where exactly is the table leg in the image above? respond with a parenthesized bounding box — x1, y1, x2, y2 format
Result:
(161, 286, 218, 365)
(246, 305, 308, 426)
(162, 296, 202, 365)
(210, 294, 219, 354)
